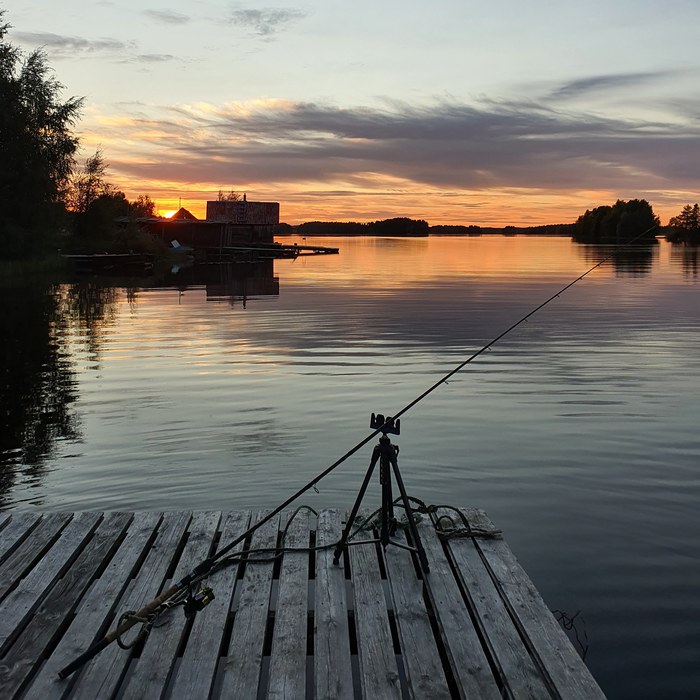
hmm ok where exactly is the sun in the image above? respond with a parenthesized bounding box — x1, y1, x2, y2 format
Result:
(161, 210, 177, 219)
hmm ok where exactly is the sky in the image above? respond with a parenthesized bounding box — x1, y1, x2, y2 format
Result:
(3, 1, 700, 225)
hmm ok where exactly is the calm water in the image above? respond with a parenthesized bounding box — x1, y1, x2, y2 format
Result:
(2, 236, 699, 698)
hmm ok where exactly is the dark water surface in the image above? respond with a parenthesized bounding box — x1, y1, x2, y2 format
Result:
(2, 236, 699, 698)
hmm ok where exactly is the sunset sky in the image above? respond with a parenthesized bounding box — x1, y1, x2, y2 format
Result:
(4, 1, 699, 225)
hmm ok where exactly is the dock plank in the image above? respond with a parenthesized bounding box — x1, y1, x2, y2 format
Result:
(0, 512, 41, 564)
(68, 511, 191, 700)
(0, 512, 102, 655)
(23, 512, 161, 700)
(443, 513, 553, 699)
(0, 513, 72, 602)
(120, 511, 222, 700)
(267, 509, 310, 700)
(219, 511, 279, 698)
(384, 529, 451, 700)
(465, 509, 606, 700)
(171, 511, 251, 699)
(0, 512, 132, 699)
(349, 528, 401, 700)
(314, 509, 353, 700)
(417, 517, 502, 700)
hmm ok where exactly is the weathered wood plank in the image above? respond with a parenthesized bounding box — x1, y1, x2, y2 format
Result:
(465, 509, 606, 700)
(219, 511, 279, 699)
(349, 529, 401, 700)
(0, 512, 41, 564)
(417, 517, 501, 700)
(383, 529, 451, 700)
(266, 509, 310, 700)
(0, 511, 11, 530)
(0, 512, 133, 699)
(0, 512, 102, 655)
(171, 510, 251, 699)
(0, 513, 73, 603)
(443, 512, 552, 700)
(120, 511, 222, 700)
(23, 511, 162, 700)
(314, 509, 353, 700)
(68, 511, 192, 700)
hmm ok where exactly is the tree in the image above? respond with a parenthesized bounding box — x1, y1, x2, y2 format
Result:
(67, 150, 110, 214)
(667, 203, 700, 243)
(130, 194, 156, 218)
(0, 12, 83, 256)
(668, 204, 700, 231)
(572, 199, 659, 243)
(217, 189, 241, 201)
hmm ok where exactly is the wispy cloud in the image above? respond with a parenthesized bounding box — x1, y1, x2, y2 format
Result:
(229, 7, 306, 36)
(13, 31, 132, 55)
(142, 9, 191, 25)
(549, 71, 677, 100)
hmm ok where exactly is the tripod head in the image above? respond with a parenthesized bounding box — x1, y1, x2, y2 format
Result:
(370, 412, 400, 435)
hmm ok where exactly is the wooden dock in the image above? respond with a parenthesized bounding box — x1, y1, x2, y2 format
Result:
(0, 508, 606, 699)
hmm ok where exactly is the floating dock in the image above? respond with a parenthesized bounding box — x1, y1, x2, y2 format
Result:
(0, 508, 605, 699)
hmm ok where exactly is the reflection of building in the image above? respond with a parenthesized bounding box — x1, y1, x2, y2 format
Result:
(156, 261, 279, 304)
(144, 196, 280, 250)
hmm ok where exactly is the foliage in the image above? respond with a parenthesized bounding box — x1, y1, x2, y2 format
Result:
(130, 194, 156, 218)
(217, 189, 241, 201)
(0, 12, 83, 257)
(67, 151, 110, 214)
(667, 203, 700, 243)
(572, 199, 659, 243)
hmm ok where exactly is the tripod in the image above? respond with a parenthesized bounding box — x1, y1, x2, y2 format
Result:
(332, 414, 430, 573)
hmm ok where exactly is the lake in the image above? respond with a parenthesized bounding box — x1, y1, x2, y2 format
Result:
(1, 235, 699, 698)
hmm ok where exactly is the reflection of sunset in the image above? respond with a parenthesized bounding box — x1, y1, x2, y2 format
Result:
(278, 235, 618, 289)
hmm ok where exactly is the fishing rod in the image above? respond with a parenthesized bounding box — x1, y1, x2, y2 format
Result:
(58, 225, 657, 679)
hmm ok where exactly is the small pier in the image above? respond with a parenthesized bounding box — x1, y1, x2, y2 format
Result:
(0, 508, 605, 699)
(205, 242, 339, 261)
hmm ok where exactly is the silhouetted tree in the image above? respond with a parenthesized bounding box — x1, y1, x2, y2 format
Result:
(217, 189, 241, 201)
(0, 12, 83, 257)
(572, 199, 659, 243)
(130, 194, 156, 218)
(67, 150, 110, 214)
(666, 204, 700, 243)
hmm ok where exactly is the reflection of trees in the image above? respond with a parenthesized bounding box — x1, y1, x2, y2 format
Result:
(0, 279, 121, 507)
(669, 245, 699, 277)
(576, 244, 655, 276)
(0, 283, 79, 507)
(57, 282, 120, 365)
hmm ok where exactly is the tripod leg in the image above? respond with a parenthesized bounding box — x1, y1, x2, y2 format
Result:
(389, 456, 431, 574)
(332, 448, 379, 565)
(379, 448, 396, 547)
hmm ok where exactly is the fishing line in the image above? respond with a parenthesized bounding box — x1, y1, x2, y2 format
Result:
(58, 225, 657, 678)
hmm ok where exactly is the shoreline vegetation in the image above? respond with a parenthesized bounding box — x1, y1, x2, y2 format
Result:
(1, 8, 698, 267)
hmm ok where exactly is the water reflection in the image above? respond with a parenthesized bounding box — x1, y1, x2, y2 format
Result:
(0, 283, 80, 507)
(669, 243, 700, 277)
(0, 262, 278, 506)
(575, 243, 656, 275)
(158, 261, 279, 306)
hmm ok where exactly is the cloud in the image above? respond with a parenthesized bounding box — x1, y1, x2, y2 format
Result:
(229, 7, 306, 36)
(133, 54, 178, 63)
(13, 31, 131, 56)
(142, 9, 191, 25)
(549, 71, 677, 100)
(93, 96, 700, 223)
